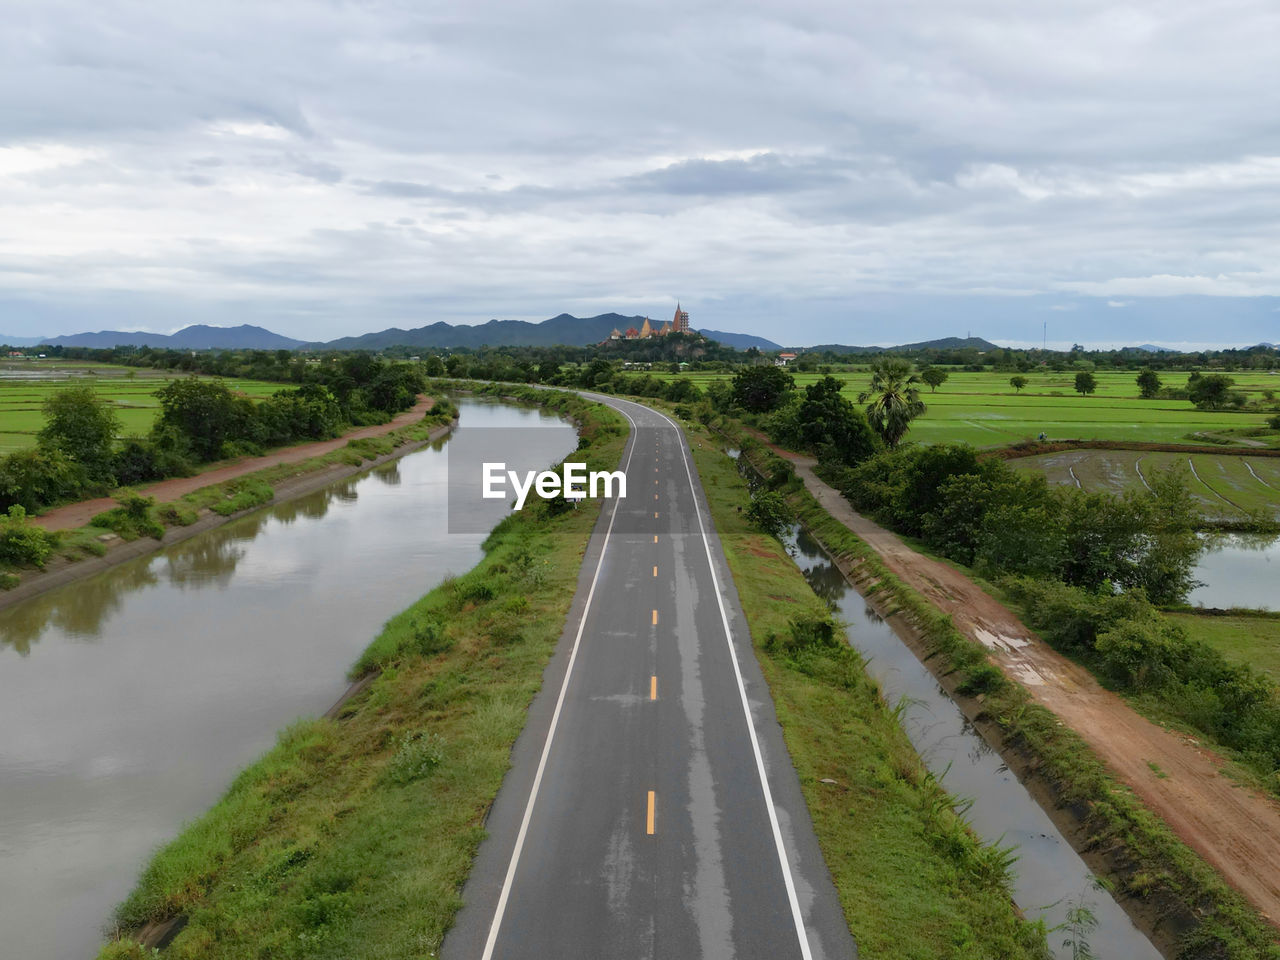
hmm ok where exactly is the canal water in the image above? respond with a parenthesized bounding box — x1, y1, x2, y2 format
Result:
(1188, 533, 1280, 610)
(0, 398, 577, 959)
(783, 526, 1164, 960)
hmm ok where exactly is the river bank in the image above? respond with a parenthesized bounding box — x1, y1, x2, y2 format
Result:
(0, 407, 456, 615)
(90, 389, 623, 960)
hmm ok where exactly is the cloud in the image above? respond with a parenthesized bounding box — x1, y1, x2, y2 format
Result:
(2, 0, 1280, 343)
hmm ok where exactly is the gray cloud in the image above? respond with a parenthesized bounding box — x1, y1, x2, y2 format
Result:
(1, 1, 1279, 345)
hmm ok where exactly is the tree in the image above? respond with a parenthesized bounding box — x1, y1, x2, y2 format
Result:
(858, 356, 927, 448)
(920, 367, 949, 392)
(1136, 367, 1162, 399)
(767, 376, 879, 466)
(1009, 375, 1029, 393)
(1187, 373, 1235, 410)
(152, 377, 253, 461)
(1074, 371, 1097, 396)
(731, 365, 794, 413)
(423, 355, 445, 377)
(38, 385, 121, 483)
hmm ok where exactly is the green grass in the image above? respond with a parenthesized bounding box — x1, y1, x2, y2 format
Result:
(652, 369, 1280, 449)
(1165, 612, 1280, 681)
(97, 390, 626, 960)
(707, 417, 1280, 959)
(683, 417, 1049, 959)
(0, 361, 281, 453)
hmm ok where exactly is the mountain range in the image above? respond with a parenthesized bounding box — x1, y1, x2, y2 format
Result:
(0, 324, 305, 350)
(807, 336, 1001, 354)
(2, 316, 1268, 354)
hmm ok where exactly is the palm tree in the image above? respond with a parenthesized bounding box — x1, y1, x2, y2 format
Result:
(858, 356, 927, 448)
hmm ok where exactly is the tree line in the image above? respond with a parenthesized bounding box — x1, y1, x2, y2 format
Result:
(0, 358, 424, 519)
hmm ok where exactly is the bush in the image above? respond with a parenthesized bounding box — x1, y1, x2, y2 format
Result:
(747, 489, 791, 538)
(384, 731, 445, 784)
(0, 505, 58, 567)
(766, 614, 841, 655)
(156, 503, 198, 526)
(0, 447, 89, 513)
(90, 494, 165, 540)
(411, 617, 454, 656)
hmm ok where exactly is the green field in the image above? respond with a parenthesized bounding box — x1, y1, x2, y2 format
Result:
(0, 361, 282, 453)
(1008, 449, 1280, 517)
(655, 368, 1280, 449)
(1165, 612, 1280, 682)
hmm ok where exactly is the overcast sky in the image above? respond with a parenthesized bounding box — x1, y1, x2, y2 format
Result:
(2, 0, 1279, 348)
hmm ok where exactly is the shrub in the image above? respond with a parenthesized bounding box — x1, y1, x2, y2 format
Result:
(766, 614, 840, 655)
(0, 505, 59, 567)
(156, 503, 198, 526)
(747, 490, 791, 538)
(384, 731, 445, 784)
(91, 494, 165, 540)
(411, 617, 453, 656)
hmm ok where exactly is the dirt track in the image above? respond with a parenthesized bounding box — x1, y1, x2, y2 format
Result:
(34, 396, 435, 532)
(786, 452, 1280, 928)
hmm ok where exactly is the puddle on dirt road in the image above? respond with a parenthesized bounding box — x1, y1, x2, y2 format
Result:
(0, 398, 577, 960)
(783, 526, 1164, 960)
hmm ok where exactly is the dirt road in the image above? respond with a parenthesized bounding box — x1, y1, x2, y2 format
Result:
(34, 396, 435, 532)
(785, 452, 1280, 928)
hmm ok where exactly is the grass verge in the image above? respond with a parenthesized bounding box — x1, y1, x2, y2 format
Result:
(96, 390, 625, 959)
(682, 417, 1051, 960)
(709, 421, 1280, 960)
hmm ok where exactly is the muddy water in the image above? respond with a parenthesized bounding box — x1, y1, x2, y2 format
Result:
(783, 527, 1164, 960)
(0, 398, 577, 959)
(1188, 533, 1280, 610)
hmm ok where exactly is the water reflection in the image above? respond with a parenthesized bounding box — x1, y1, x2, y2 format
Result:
(783, 525, 1163, 960)
(0, 398, 578, 960)
(1189, 532, 1280, 610)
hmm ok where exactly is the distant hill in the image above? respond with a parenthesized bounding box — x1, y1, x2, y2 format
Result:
(697, 329, 782, 351)
(321, 313, 655, 350)
(1122, 343, 1177, 353)
(40, 324, 305, 350)
(808, 336, 1000, 354)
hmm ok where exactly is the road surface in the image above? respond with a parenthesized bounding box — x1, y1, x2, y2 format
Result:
(443, 395, 856, 960)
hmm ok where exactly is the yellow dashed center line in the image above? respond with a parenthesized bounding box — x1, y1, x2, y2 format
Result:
(650, 676, 657, 700)
(653, 565, 658, 577)
(646, 791, 656, 835)
(651, 609, 658, 626)
(653, 534, 659, 543)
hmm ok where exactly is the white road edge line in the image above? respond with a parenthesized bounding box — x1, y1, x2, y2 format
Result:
(613, 396, 816, 960)
(479, 399, 642, 960)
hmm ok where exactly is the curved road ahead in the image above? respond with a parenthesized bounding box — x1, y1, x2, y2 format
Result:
(443, 395, 856, 960)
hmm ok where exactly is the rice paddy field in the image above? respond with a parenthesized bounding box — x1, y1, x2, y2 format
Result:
(1007, 448, 1280, 518)
(0, 360, 282, 453)
(656, 368, 1280, 448)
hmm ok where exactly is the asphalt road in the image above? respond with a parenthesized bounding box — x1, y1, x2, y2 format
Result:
(443, 395, 856, 960)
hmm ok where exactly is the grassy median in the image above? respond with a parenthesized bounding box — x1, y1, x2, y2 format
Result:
(98, 390, 625, 959)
